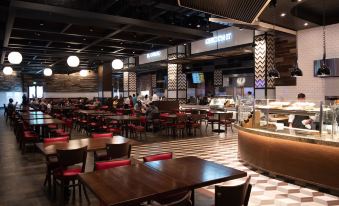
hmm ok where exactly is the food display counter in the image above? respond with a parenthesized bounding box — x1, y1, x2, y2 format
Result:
(237, 99, 339, 191)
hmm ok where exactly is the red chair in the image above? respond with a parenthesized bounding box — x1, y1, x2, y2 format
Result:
(43, 136, 69, 194)
(143, 152, 173, 162)
(95, 159, 131, 170)
(52, 119, 73, 138)
(54, 146, 89, 204)
(91, 133, 113, 138)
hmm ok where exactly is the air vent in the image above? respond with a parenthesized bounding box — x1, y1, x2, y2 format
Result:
(178, 0, 271, 24)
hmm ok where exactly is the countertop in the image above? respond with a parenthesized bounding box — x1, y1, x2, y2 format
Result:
(235, 125, 339, 147)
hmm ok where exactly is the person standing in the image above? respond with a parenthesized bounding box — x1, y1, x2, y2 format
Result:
(288, 93, 315, 129)
(132, 94, 137, 106)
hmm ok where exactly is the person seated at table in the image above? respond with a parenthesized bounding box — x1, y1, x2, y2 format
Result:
(143, 94, 151, 106)
(128, 95, 134, 108)
(145, 102, 159, 120)
(134, 100, 146, 114)
(152, 93, 159, 101)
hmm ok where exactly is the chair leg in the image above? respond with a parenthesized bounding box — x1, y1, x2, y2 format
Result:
(72, 179, 76, 203)
(82, 184, 90, 204)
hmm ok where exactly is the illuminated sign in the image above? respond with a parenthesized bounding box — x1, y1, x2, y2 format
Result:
(205, 33, 232, 45)
(146, 51, 161, 58)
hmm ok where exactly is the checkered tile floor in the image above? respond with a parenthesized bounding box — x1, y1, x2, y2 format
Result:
(131, 130, 339, 206)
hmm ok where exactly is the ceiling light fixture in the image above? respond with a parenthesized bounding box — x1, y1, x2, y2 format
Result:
(317, 0, 330, 77)
(43, 68, 53, 76)
(112, 59, 123, 70)
(3, 66, 13, 75)
(67, 55, 80, 67)
(280, 13, 286, 17)
(290, 61, 303, 77)
(79, 69, 89, 77)
(268, 66, 280, 79)
(8, 51, 23, 64)
(196, 24, 201, 28)
(304, 22, 308, 26)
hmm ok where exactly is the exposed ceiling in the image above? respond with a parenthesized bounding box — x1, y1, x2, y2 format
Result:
(0, 0, 338, 75)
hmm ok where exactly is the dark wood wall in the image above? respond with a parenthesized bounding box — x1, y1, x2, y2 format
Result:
(0, 72, 23, 92)
(22, 72, 98, 92)
(275, 33, 297, 86)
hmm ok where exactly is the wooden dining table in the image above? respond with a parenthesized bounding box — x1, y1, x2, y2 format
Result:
(106, 115, 140, 138)
(27, 118, 65, 139)
(35, 136, 137, 156)
(79, 156, 247, 206)
(21, 114, 53, 120)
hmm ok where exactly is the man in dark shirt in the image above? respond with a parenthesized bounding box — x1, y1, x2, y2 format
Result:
(7, 98, 16, 116)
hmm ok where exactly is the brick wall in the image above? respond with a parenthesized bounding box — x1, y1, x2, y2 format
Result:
(22, 71, 98, 93)
(276, 23, 339, 102)
(0, 71, 23, 92)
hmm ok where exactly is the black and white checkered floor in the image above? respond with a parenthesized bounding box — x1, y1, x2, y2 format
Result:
(131, 131, 339, 206)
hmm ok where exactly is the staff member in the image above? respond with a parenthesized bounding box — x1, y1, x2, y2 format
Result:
(288, 93, 315, 129)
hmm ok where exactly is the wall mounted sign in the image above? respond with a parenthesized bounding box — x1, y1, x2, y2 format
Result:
(146, 51, 161, 58)
(205, 33, 232, 45)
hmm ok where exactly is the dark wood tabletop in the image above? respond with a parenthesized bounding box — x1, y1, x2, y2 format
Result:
(21, 114, 53, 120)
(27, 118, 65, 126)
(79, 163, 187, 206)
(20, 111, 44, 115)
(35, 136, 137, 156)
(76, 110, 110, 115)
(79, 156, 247, 206)
(145, 156, 247, 188)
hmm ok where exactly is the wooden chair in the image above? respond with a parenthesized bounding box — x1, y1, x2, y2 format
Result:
(214, 176, 252, 206)
(95, 159, 131, 170)
(106, 143, 131, 160)
(189, 114, 204, 136)
(143, 152, 173, 162)
(219, 112, 234, 133)
(175, 114, 187, 138)
(54, 146, 89, 204)
(205, 112, 219, 132)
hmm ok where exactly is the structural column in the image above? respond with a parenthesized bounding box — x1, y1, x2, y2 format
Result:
(98, 64, 112, 98)
(167, 45, 186, 104)
(254, 33, 275, 98)
(123, 57, 136, 97)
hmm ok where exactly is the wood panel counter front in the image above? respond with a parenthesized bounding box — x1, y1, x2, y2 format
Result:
(237, 126, 339, 192)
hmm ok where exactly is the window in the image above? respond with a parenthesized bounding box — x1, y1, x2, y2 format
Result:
(29, 86, 43, 98)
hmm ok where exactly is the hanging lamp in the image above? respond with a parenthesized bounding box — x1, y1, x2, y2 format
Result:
(317, 0, 330, 77)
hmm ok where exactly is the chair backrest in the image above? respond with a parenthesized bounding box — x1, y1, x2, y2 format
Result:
(56, 146, 88, 172)
(95, 159, 131, 170)
(215, 176, 252, 206)
(91, 133, 113, 138)
(191, 114, 204, 122)
(44, 136, 69, 144)
(143, 152, 173, 162)
(106, 143, 131, 159)
(177, 114, 187, 123)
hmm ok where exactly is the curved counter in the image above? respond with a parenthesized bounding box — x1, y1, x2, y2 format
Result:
(236, 125, 339, 191)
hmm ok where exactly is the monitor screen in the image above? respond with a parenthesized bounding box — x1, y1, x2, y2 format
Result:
(314, 58, 339, 77)
(192, 73, 204, 83)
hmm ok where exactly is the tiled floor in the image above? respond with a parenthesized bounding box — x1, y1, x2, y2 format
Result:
(0, 113, 339, 206)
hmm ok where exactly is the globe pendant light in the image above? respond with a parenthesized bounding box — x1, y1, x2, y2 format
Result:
(67, 55, 80, 67)
(112, 59, 123, 70)
(43, 68, 53, 76)
(8, 51, 23, 64)
(3, 66, 13, 75)
(317, 0, 330, 77)
(79, 69, 89, 77)
(290, 61, 303, 77)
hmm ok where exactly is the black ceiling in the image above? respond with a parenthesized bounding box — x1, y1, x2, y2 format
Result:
(0, 0, 338, 74)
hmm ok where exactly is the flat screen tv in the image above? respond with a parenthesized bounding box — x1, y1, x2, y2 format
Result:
(314, 58, 339, 77)
(192, 72, 205, 83)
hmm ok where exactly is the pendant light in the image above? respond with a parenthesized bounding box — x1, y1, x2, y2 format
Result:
(290, 61, 303, 77)
(112, 59, 123, 70)
(317, 0, 330, 77)
(268, 7, 280, 79)
(43, 68, 53, 76)
(290, 3, 303, 77)
(3, 66, 13, 75)
(79, 69, 89, 77)
(8, 51, 23, 64)
(67, 55, 80, 67)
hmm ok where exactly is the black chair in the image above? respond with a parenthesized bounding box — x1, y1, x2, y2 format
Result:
(54, 146, 89, 205)
(215, 176, 252, 206)
(106, 142, 131, 160)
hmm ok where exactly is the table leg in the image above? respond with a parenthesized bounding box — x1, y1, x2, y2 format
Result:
(191, 189, 195, 206)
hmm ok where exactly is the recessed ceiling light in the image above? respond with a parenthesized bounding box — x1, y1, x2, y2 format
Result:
(89, 28, 94, 32)
(67, 45, 71, 48)
(280, 13, 286, 17)
(298, 0, 302, 2)
(83, 38, 86, 41)
(101, 48, 103, 51)
(304, 22, 309, 26)
(132, 51, 135, 54)
(196, 24, 201, 28)
(188, 23, 192, 26)
(40, 23, 44, 26)
(120, 42, 123, 45)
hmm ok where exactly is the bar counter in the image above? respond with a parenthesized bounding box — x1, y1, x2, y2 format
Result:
(236, 125, 339, 191)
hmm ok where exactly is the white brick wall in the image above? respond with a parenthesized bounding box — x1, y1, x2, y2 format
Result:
(276, 23, 339, 102)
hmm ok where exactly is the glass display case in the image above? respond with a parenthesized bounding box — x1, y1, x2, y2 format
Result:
(238, 99, 339, 140)
(209, 96, 235, 110)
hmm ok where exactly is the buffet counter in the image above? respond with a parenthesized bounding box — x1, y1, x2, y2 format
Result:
(236, 125, 339, 191)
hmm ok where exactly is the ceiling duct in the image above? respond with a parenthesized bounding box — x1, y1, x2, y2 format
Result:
(177, 0, 271, 24)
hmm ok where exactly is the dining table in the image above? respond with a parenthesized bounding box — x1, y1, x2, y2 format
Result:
(79, 156, 247, 206)
(209, 110, 228, 133)
(35, 135, 137, 156)
(27, 118, 65, 139)
(21, 114, 53, 120)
